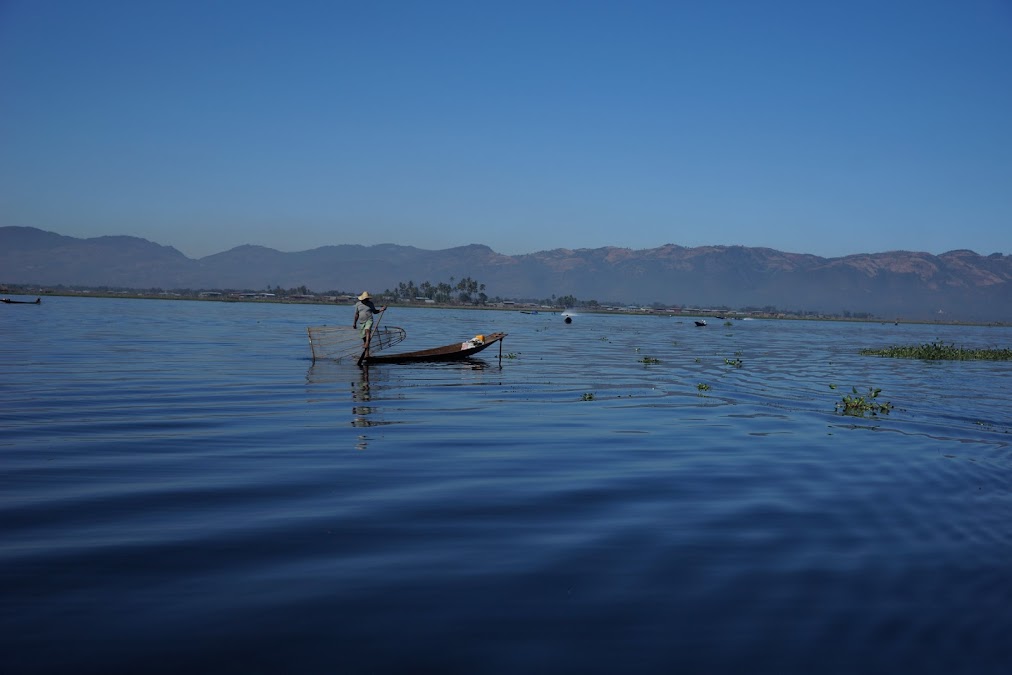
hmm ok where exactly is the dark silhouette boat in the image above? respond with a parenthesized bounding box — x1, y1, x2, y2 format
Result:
(2, 297, 41, 304)
(363, 332, 507, 364)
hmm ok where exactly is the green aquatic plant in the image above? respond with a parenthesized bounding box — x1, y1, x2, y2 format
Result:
(640, 356, 661, 364)
(724, 357, 743, 368)
(861, 340, 1012, 361)
(836, 387, 893, 417)
(581, 392, 595, 401)
(697, 383, 711, 392)
(724, 321, 733, 327)
(503, 352, 519, 359)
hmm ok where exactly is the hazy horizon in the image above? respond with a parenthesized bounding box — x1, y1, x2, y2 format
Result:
(8, 224, 1007, 261)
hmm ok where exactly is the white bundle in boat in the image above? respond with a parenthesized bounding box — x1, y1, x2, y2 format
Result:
(460, 335, 485, 350)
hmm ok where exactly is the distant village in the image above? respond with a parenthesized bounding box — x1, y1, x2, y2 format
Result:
(2, 280, 878, 322)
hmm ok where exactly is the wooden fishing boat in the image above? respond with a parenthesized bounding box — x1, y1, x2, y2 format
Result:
(2, 297, 41, 304)
(364, 332, 507, 364)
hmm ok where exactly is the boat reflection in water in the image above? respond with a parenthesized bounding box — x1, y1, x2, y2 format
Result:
(305, 361, 391, 451)
(307, 356, 501, 451)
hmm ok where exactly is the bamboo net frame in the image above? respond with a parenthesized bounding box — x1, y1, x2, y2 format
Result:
(307, 325, 407, 362)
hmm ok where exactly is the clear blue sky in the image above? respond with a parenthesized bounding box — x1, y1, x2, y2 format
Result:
(1, 0, 1010, 259)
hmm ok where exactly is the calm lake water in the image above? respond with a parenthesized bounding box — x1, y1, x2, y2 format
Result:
(3, 296, 1011, 674)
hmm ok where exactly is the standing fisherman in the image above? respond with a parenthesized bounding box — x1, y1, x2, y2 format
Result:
(353, 292, 386, 356)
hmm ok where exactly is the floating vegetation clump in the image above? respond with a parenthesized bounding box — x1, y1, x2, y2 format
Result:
(697, 383, 711, 393)
(836, 387, 893, 417)
(581, 392, 595, 401)
(724, 357, 743, 368)
(861, 341, 1012, 361)
(640, 356, 661, 365)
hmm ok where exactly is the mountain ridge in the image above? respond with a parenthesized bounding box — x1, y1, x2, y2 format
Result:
(2, 226, 1009, 322)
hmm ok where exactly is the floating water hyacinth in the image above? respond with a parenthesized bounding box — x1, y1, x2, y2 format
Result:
(836, 387, 894, 417)
(861, 340, 1012, 360)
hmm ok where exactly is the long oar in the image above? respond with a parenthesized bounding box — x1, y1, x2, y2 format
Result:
(357, 306, 386, 366)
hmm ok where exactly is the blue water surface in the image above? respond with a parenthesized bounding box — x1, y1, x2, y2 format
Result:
(2, 297, 1011, 674)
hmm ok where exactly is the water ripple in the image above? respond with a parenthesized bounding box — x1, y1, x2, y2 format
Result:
(3, 300, 1011, 673)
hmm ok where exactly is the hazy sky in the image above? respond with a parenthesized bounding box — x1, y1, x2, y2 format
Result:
(1, 0, 1010, 259)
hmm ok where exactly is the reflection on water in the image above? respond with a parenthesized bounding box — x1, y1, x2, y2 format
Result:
(308, 358, 503, 452)
(351, 364, 374, 429)
(305, 362, 386, 451)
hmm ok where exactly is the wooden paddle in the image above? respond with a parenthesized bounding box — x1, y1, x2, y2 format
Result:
(357, 305, 386, 365)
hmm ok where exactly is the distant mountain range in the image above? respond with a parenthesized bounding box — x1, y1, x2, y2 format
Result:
(2, 226, 1010, 322)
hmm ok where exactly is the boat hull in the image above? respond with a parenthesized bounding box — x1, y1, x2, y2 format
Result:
(364, 332, 507, 364)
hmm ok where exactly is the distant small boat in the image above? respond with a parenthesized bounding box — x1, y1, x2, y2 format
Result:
(695, 320, 707, 327)
(2, 297, 41, 304)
